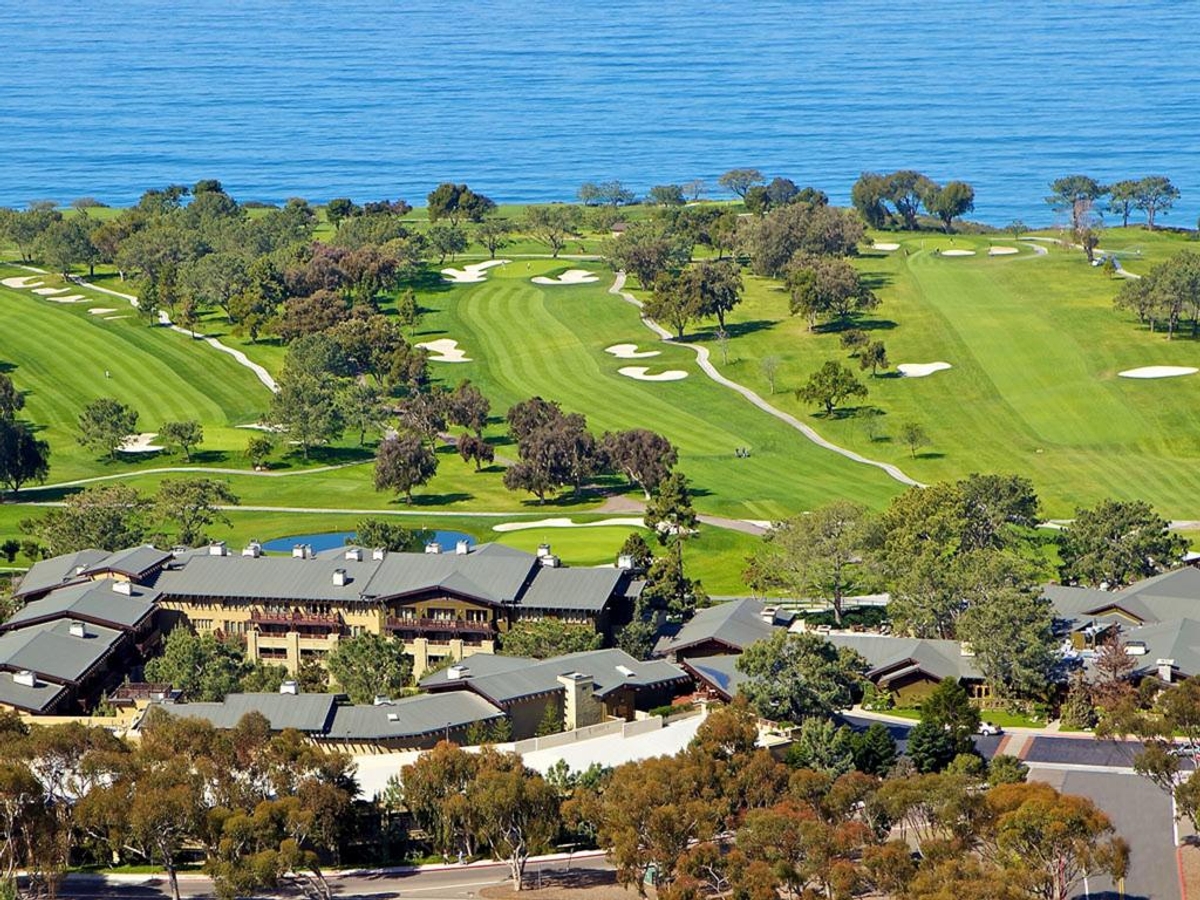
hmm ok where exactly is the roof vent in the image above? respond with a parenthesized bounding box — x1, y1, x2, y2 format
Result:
(372, 547, 386, 560)
(615, 664, 636, 678)
(13, 670, 37, 688)
(373, 695, 393, 706)
(242, 542, 262, 558)
(536, 544, 552, 558)
(332, 568, 349, 587)
(69, 620, 88, 639)
(208, 541, 228, 557)
(455, 540, 470, 555)
(345, 547, 363, 562)
(446, 664, 470, 680)
(425, 542, 442, 554)
(387, 712, 399, 722)
(617, 554, 634, 570)
(540, 554, 561, 568)
(1126, 641, 1148, 656)
(111, 581, 134, 596)
(74, 565, 87, 575)
(279, 680, 299, 695)
(292, 544, 314, 559)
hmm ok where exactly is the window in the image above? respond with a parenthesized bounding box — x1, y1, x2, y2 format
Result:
(465, 610, 489, 623)
(430, 608, 455, 622)
(194, 619, 213, 630)
(395, 608, 416, 620)
(225, 620, 245, 635)
(350, 625, 365, 637)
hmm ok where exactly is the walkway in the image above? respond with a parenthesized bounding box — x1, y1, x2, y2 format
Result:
(4, 262, 278, 392)
(607, 273, 922, 488)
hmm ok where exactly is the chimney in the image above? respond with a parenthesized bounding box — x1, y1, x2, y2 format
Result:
(372, 547, 387, 560)
(373, 695, 393, 706)
(332, 568, 349, 587)
(540, 554, 561, 568)
(242, 541, 262, 558)
(455, 539, 470, 555)
(13, 670, 37, 688)
(425, 542, 442, 554)
(279, 680, 299, 695)
(617, 553, 634, 570)
(292, 545, 306, 558)
(69, 620, 88, 639)
(345, 547, 363, 562)
(536, 544, 551, 558)
(111, 581, 134, 596)
(1157, 658, 1176, 683)
(208, 541, 228, 557)
(557, 672, 603, 730)
(446, 664, 470, 681)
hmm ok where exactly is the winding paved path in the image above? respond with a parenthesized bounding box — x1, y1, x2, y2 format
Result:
(607, 272, 923, 488)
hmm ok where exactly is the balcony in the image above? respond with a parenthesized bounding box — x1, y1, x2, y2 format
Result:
(250, 609, 345, 635)
(385, 616, 495, 638)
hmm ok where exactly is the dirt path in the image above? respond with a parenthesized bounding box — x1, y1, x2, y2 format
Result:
(607, 272, 923, 489)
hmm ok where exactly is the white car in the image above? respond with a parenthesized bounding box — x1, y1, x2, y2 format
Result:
(978, 722, 1003, 736)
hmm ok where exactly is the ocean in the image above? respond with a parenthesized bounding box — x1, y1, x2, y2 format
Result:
(2, 0, 1199, 225)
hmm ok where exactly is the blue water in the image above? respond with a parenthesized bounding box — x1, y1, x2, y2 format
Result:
(3, 1, 1200, 225)
(260, 530, 475, 554)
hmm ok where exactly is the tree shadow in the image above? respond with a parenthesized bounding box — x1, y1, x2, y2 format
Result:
(399, 268, 453, 295)
(914, 451, 945, 460)
(858, 269, 895, 291)
(0, 361, 16, 374)
(407, 492, 472, 506)
(815, 317, 897, 335)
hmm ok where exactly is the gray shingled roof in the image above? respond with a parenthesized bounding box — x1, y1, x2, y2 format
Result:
(84, 545, 173, 579)
(519, 567, 625, 612)
(4, 579, 158, 632)
(422, 648, 689, 705)
(160, 693, 343, 732)
(825, 633, 983, 682)
(154, 554, 381, 602)
(326, 693, 504, 741)
(0, 670, 67, 713)
(683, 653, 748, 700)
(1121, 617, 1200, 679)
(654, 599, 777, 656)
(1046, 569, 1200, 629)
(14, 550, 109, 598)
(362, 543, 536, 605)
(0, 619, 124, 684)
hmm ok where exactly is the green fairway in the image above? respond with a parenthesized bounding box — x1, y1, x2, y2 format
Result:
(694, 230, 1200, 519)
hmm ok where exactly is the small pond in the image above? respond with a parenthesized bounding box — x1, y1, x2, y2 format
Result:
(260, 529, 476, 554)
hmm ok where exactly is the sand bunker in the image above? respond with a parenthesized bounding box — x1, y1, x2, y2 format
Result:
(988, 246, 1019, 256)
(1, 276, 44, 289)
(32, 287, 71, 296)
(605, 343, 661, 359)
(872, 242, 901, 251)
(1118, 366, 1198, 379)
(45, 294, 85, 303)
(120, 433, 164, 453)
(237, 423, 284, 433)
(898, 362, 952, 378)
(618, 366, 688, 382)
(88, 308, 118, 315)
(416, 338, 472, 363)
(940, 249, 976, 257)
(441, 259, 509, 284)
(103, 315, 130, 321)
(532, 269, 600, 285)
(492, 516, 646, 533)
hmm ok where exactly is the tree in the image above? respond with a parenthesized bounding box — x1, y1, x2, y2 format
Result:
(326, 632, 412, 703)
(600, 429, 678, 498)
(427, 183, 496, 224)
(644, 471, 698, 550)
(1058, 498, 1186, 586)
(143, 627, 253, 701)
(457, 433, 496, 471)
(1008, 219, 1028, 240)
(500, 620, 603, 658)
(447, 380, 491, 437)
(742, 204, 865, 278)
(748, 501, 870, 626)
(1134, 175, 1180, 229)
(245, 434, 274, 468)
(786, 255, 878, 329)
(859, 340, 889, 376)
(0, 419, 49, 496)
(644, 272, 704, 339)
(840, 328, 868, 355)
(924, 180, 975, 232)
(353, 517, 425, 552)
(760, 356, 780, 394)
(718, 168, 765, 200)
(1107, 179, 1139, 228)
(919, 679, 980, 755)
(325, 197, 358, 229)
(605, 222, 690, 288)
(851, 723, 898, 776)
(374, 433, 438, 504)
(337, 381, 386, 446)
(21, 484, 145, 553)
(1046, 175, 1106, 232)
(475, 217, 513, 259)
(180, 252, 250, 322)
(154, 478, 238, 547)
(428, 223, 468, 263)
(898, 421, 929, 458)
(469, 752, 562, 890)
(905, 721, 958, 773)
(641, 549, 706, 615)
(395, 287, 422, 336)
(78, 397, 139, 461)
(268, 370, 343, 460)
(681, 260, 743, 330)
(886, 171, 936, 230)
(648, 184, 686, 206)
(1115, 248, 1200, 338)
(785, 718, 855, 776)
(0, 374, 23, 423)
(796, 361, 867, 415)
(158, 420, 203, 462)
(525, 205, 581, 257)
(578, 181, 636, 207)
(736, 631, 864, 723)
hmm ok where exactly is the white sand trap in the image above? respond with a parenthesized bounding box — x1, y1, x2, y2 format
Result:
(898, 361, 953, 378)
(618, 366, 688, 382)
(120, 433, 163, 453)
(1, 276, 44, 289)
(1118, 366, 1198, 379)
(237, 422, 284, 433)
(103, 315, 130, 321)
(32, 287, 70, 296)
(88, 308, 118, 315)
(605, 343, 661, 359)
(940, 249, 976, 257)
(872, 242, 901, 251)
(441, 259, 510, 284)
(492, 516, 646, 533)
(416, 338, 472, 363)
(988, 246, 1020, 256)
(45, 294, 85, 303)
(531, 269, 599, 286)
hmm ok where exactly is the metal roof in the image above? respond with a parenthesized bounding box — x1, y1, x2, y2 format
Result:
(1120, 617, 1200, 678)
(518, 567, 625, 612)
(0, 619, 124, 684)
(83, 545, 173, 579)
(0, 670, 67, 713)
(362, 543, 536, 605)
(4, 579, 158, 632)
(160, 692, 344, 732)
(825, 632, 984, 682)
(683, 653, 748, 700)
(326, 693, 504, 741)
(154, 554, 382, 602)
(14, 550, 109, 598)
(654, 598, 776, 656)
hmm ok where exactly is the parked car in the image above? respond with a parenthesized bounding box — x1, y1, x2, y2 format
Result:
(978, 721, 1003, 736)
